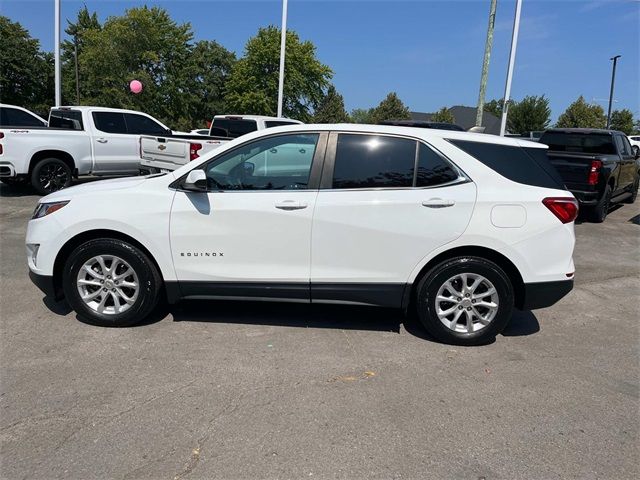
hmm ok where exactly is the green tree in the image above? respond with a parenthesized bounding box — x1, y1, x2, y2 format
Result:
(0, 16, 53, 115)
(61, 6, 101, 104)
(484, 99, 503, 118)
(186, 40, 236, 126)
(225, 27, 332, 121)
(506, 95, 551, 134)
(370, 92, 410, 123)
(313, 85, 349, 123)
(556, 96, 606, 129)
(350, 108, 374, 124)
(609, 109, 635, 135)
(431, 107, 455, 124)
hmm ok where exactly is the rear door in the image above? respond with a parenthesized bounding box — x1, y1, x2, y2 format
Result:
(614, 134, 635, 192)
(310, 132, 476, 307)
(91, 111, 137, 173)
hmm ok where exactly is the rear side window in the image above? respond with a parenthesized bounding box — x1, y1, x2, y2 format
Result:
(0, 107, 45, 127)
(539, 132, 616, 154)
(49, 109, 84, 130)
(212, 118, 258, 138)
(416, 143, 459, 187)
(449, 139, 564, 190)
(332, 134, 416, 189)
(124, 113, 166, 135)
(615, 135, 632, 156)
(93, 112, 127, 134)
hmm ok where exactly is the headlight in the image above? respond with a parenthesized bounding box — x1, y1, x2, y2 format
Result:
(32, 201, 69, 219)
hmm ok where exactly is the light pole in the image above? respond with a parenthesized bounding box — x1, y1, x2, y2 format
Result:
(276, 0, 288, 118)
(54, 0, 61, 106)
(606, 55, 621, 129)
(499, 0, 523, 136)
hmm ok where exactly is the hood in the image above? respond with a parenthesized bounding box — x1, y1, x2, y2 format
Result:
(41, 176, 147, 202)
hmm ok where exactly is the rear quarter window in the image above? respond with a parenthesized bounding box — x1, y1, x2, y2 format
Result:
(449, 139, 565, 190)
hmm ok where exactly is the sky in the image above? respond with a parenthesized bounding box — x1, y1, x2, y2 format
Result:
(1, 0, 639, 121)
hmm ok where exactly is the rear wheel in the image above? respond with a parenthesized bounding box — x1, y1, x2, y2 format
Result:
(31, 158, 72, 195)
(587, 185, 611, 223)
(62, 238, 162, 327)
(623, 176, 638, 204)
(415, 257, 514, 346)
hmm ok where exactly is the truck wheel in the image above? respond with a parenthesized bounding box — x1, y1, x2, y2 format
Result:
(415, 256, 514, 346)
(623, 177, 638, 204)
(62, 238, 162, 327)
(587, 185, 611, 223)
(31, 158, 72, 195)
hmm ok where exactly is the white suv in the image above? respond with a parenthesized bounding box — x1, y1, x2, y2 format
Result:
(26, 124, 577, 345)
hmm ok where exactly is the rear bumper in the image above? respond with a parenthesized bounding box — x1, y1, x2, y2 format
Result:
(567, 189, 599, 206)
(29, 270, 61, 299)
(519, 279, 574, 310)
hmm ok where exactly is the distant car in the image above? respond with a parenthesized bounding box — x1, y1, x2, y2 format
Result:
(538, 128, 639, 222)
(0, 104, 47, 128)
(379, 120, 465, 132)
(628, 135, 640, 156)
(190, 129, 210, 136)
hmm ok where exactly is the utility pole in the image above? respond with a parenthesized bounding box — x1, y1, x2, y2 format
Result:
(54, 0, 61, 106)
(606, 55, 621, 129)
(499, 0, 522, 136)
(476, 0, 498, 127)
(277, 0, 288, 118)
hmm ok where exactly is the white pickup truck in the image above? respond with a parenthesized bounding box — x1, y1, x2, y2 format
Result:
(139, 115, 302, 173)
(0, 106, 176, 194)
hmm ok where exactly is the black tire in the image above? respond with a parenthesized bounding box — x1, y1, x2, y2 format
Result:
(587, 184, 611, 223)
(415, 256, 514, 346)
(31, 158, 72, 195)
(62, 238, 162, 327)
(623, 176, 638, 204)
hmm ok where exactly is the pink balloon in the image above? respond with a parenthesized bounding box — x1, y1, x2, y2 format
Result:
(129, 80, 143, 94)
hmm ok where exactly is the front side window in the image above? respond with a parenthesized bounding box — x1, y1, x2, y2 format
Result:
(332, 134, 416, 189)
(124, 113, 166, 135)
(92, 112, 127, 134)
(49, 109, 84, 130)
(416, 143, 460, 187)
(205, 133, 319, 190)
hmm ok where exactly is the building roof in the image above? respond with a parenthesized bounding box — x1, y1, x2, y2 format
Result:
(411, 106, 502, 135)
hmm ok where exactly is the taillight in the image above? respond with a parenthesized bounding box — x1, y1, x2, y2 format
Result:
(588, 160, 602, 185)
(543, 197, 579, 224)
(189, 142, 202, 161)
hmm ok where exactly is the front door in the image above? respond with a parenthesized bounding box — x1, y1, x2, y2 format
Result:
(170, 132, 326, 301)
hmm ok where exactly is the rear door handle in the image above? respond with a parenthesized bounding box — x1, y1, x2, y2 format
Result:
(422, 198, 455, 208)
(275, 200, 308, 211)
(96, 138, 108, 143)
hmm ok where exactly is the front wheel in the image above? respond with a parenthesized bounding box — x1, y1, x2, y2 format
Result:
(31, 158, 72, 195)
(62, 238, 162, 327)
(415, 257, 514, 346)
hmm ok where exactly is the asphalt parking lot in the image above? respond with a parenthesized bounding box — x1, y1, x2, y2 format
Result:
(1, 181, 638, 480)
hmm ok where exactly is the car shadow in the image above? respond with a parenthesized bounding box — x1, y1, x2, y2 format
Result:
(0, 183, 36, 198)
(42, 296, 541, 342)
(629, 214, 639, 225)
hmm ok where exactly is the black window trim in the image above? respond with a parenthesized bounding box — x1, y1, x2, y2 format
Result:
(170, 131, 329, 193)
(320, 131, 469, 191)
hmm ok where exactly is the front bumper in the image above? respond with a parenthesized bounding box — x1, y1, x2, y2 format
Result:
(518, 279, 574, 310)
(0, 162, 17, 177)
(29, 270, 61, 299)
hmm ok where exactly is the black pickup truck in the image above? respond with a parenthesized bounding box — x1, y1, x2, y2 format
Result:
(538, 129, 639, 222)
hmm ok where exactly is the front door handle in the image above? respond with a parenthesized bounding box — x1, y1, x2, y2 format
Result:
(275, 200, 308, 211)
(96, 138, 108, 143)
(422, 198, 455, 208)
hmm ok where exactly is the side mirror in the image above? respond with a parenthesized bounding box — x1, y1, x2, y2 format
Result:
(183, 169, 207, 191)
